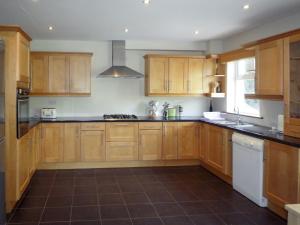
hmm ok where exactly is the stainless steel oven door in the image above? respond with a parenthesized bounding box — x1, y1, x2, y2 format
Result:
(17, 97, 29, 138)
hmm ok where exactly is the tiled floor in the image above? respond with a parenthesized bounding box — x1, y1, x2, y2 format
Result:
(8, 166, 287, 225)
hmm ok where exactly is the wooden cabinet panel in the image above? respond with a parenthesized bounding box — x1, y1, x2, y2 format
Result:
(64, 123, 81, 162)
(206, 125, 224, 172)
(106, 123, 138, 142)
(139, 129, 162, 160)
(264, 141, 299, 207)
(48, 55, 69, 93)
(168, 58, 188, 94)
(178, 122, 198, 159)
(41, 123, 64, 163)
(188, 58, 204, 94)
(256, 39, 284, 96)
(69, 55, 91, 94)
(81, 130, 105, 162)
(18, 34, 30, 87)
(31, 54, 49, 93)
(162, 122, 178, 160)
(106, 142, 138, 161)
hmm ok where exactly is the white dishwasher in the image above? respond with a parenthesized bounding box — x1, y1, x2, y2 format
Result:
(232, 132, 268, 207)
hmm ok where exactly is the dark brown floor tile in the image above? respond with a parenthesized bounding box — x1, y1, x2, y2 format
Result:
(170, 191, 198, 202)
(154, 203, 185, 216)
(46, 196, 73, 207)
(50, 187, 73, 196)
(245, 211, 287, 225)
(100, 205, 129, 219)
(9, 208, 43, 223)
(71, 221, 100, 225)
(41, 207, 71, 222)
(18, 196, 47, 208)
(179, 202, 212, 215)
(123, 193, 149, 204)
(132, 217, 163, 225)
(98, 184, 120, 194)
(71, 206, 99, 221)
(127, 204, 157, 218)
(73, 195, 98, 206)
(119, 183, 143, 193)
(219, 213, 255, 225)
(207, 200, 238, 213)
(190, 214, 225, 225)
(146, 191, 174, 203)
(161, 216, 194, 225)
(74, 185, 97, 195)
(99, 193, 124, 205)
(101, 219, 132, 225)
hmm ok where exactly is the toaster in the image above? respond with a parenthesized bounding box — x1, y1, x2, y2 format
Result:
(41, 108, 57, 119)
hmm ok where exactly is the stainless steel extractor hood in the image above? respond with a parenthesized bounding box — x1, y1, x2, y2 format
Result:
(97, 40, 143, 78)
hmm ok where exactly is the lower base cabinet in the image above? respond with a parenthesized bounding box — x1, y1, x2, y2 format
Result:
(80, 130, 105, 162)
(264, 140, 300, 216)
(106, 142, 138, 161)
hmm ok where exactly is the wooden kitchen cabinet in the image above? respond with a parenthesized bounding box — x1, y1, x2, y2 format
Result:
(30, 52, 92, 96)
(162, 122, 178, 160)
(188, 58, 204, 94)
(139, 129, 162, 160)
(255, 39, 284, 97)
(81, 130, 105, 162)
(30, 53, 49, 93)
(168, 57, 188, 94)
(64, 123, 81, 162)
(106, 122, 138, 142)
(17, 33, 30, 88)
(41, 123, 64, 163)
(264, 141, 300, 214)
(178, 122, 198, 159)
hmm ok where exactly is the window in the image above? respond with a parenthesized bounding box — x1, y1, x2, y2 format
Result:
(226, 57, 260, 117)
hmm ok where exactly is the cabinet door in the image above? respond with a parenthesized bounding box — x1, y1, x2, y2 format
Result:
(256, 39, 284, 96)
(168, 58, 188, 94)
(49, 55, 69, 93)
(31, 54, 49, 93)
(106, 123, 138, 142)
(18, 34, 30, 86)
(64, 123, 81, 162)
(206, 125, 224, 172)
(264, 141, 299, 207)
(139, 129, 162, 160)
(146, 57, 168, 95)
(188, 58, 204, 94)
(81, 130, 105, 161)
(69, 55, 91, 94)
(41, 123, 64, 163)
(178, 122, 198, 159)
(106, 142, 138, 161)
(162, 122, 178, 160)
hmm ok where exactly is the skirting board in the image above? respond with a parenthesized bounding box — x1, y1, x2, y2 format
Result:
(37, 160, 201, 170)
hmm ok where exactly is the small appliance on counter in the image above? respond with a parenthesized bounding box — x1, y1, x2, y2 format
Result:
(41, 108, 57, 119)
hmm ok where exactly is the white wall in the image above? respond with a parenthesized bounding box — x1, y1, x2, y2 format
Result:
(30, 40, 210, 117)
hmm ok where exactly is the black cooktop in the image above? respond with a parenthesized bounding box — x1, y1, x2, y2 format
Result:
(103, 114, 138, 120)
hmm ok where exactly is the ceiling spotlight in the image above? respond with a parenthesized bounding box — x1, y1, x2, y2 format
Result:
(125, 28, 129, 33)
(48, 26, 54, 31)
(143, 0, 150, 5)
(243, 4, 250, 10)
(194, 30, 199, 35)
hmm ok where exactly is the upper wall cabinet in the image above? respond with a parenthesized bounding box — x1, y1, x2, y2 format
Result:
(144, 55, 204, 96)
(255, 39, 284, 98)
(30, 52, 92, 96)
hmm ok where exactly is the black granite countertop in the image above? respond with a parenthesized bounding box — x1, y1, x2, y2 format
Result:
(28, 116, 300, 148)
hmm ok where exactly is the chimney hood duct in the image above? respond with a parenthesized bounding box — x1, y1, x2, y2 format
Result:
(97, 40, 143, 78)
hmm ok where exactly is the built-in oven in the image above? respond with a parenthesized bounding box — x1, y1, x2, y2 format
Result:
(17, 88, 30, 138)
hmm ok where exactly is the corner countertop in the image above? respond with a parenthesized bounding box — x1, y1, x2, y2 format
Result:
(27, 116, 300, 148)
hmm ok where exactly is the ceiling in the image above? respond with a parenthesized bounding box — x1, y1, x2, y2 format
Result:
(0, 0, 300, 41)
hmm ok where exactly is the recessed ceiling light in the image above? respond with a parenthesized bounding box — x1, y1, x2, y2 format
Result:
(48, 26, 54, 31)
(243, 4, 250, 10)
(194, 30, 199, 35)
(143, 0, 150, 5)
(125, 28, 129, 33)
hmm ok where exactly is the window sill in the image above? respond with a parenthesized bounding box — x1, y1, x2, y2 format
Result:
(223, 112, 263, 119)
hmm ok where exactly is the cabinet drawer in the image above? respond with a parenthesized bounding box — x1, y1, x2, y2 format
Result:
(139, 122, 162, 130)
(106, 142, 138, 161)
(81, 123, 105, 131)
